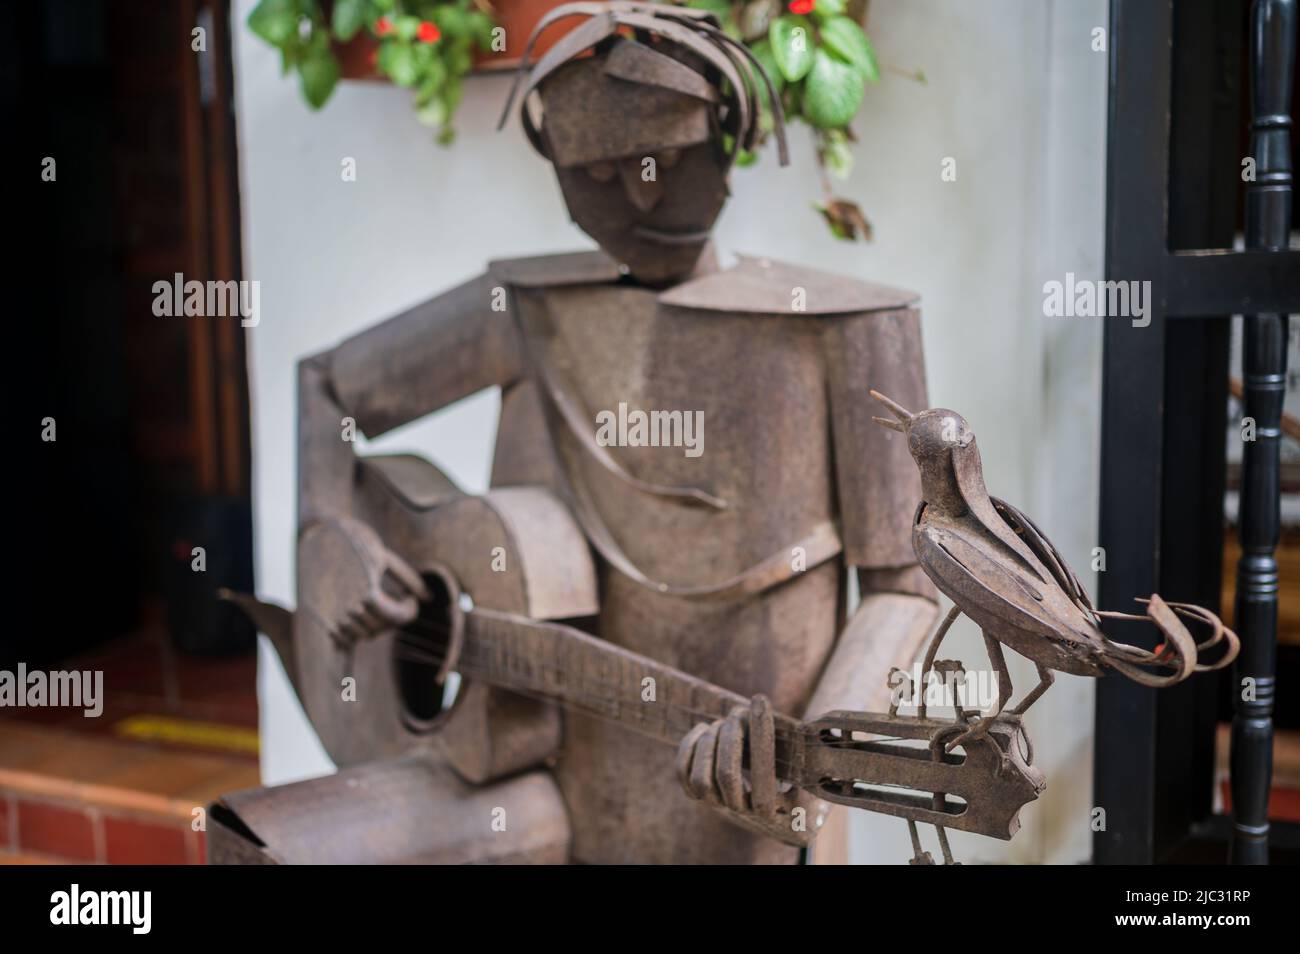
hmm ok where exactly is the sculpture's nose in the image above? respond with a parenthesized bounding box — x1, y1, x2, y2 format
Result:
(618, 158, 665, 213)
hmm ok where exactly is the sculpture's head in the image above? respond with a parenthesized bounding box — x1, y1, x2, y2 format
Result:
(499, 2, 788, 284)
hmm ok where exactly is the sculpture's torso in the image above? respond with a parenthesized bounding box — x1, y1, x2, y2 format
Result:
(484, 250, 922, 863)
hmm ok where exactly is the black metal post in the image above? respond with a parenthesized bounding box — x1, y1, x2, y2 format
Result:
(1231, 0, 1295, 866)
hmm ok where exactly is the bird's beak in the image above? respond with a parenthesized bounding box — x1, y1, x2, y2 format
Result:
(870, 389, 913, 433)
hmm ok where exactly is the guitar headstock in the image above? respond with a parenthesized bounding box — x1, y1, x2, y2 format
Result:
(801, 710, 1046, 840)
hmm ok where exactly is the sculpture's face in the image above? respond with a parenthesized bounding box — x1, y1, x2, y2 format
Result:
(536, 45, 732, 285)
(553, 143, 728, 284)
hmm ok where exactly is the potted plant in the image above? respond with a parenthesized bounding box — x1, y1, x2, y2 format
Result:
(247, 0, 919, 237)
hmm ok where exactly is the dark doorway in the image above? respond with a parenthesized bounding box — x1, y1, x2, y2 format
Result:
(8, 0, 254, 668)
(3, 0, 261, 866)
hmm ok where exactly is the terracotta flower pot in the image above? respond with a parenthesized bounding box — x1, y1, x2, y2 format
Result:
(334, 0, 580, 79)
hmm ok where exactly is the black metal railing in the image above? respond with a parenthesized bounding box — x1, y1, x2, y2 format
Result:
(1096, 0, 1299, 864)
(1231, 0, 1295, 865)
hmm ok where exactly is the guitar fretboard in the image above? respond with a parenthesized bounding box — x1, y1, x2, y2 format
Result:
(460, 608, 804, 774)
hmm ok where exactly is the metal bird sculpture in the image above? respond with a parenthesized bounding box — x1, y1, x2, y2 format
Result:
(870, 390, 1239, 760)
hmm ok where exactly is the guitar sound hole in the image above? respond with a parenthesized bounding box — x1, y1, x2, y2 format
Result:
(394, 569, 461, 729)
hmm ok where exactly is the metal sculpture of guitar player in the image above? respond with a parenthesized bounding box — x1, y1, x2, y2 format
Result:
(212, 2, 1234, 865)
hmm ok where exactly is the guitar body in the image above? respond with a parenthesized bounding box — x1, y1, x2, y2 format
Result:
(299, 451, 600, 781)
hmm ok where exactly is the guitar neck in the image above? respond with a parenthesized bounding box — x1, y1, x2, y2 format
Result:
(456, 608, 1044, 840)
(460, 608, 804, 772)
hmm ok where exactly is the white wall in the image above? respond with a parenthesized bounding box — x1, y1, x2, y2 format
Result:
(233, 0, 1106, 862)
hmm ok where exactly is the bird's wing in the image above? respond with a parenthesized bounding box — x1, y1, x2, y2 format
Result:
(915, 523, 1096, 648)
(991, 496, 1096, 614)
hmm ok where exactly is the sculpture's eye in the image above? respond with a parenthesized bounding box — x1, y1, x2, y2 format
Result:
(658, 149, 682, 169)
(586, 162, 616, 183)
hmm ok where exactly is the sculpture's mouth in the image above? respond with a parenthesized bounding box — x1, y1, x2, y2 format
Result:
(632, 224, 711, 245)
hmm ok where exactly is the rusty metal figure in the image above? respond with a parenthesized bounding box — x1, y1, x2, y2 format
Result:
(209, 3, 1211, 866)
(870, 390, 1239, 750)
(868, 391, 1238, 863)
(211, 1, 1003, 865)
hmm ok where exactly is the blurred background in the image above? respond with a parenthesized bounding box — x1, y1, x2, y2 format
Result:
(5, 0, 1297, 865)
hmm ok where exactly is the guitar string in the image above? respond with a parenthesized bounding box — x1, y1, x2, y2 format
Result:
(391, 631, 960, 797)
(391, 622, 924, 757)
(390, 638, 905, 782)
(394, 619, 902, 744)
(391, 639, 809, 778)
(394, 618, 933, 746)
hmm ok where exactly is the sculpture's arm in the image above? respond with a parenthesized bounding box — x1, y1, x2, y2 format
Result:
(672, 592, 940, 848)
(810, 303, 940, 714)
(805, 582, 937, 715)
(299, 272, 523, 527)
(296, 273, 524, 639)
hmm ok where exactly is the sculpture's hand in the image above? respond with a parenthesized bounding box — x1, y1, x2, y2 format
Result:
(297, 516, 429, 644)
(675, 694, 825, 847)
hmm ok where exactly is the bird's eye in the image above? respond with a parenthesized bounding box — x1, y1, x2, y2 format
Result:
(658, 149, 682, 169)
(586, 162, 616, 183)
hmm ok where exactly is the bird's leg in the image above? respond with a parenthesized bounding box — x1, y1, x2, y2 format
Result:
(1010, 663, 1054, 716)
(918, 605, 963, 721)
(944, 631, 1012, 753)
(994, 663, 1053, 765)
(932, 660, 969, 722)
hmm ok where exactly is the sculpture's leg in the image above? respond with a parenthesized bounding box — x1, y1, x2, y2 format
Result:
(209, 755, 572, 865)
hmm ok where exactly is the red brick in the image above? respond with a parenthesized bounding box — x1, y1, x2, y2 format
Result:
(103, 815, 188, 865)
(17, 799, 95, 861)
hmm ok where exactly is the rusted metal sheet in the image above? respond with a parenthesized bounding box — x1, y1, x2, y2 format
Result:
(210, 756, 571, 865)
(871, 390, 1240, 754)
(221, 2, 963, 865)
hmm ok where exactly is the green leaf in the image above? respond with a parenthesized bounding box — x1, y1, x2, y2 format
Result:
(810, 0, 846, 22)
(802, 48, 864, 128)
(768, 16, 814, 83)
(417, 97, 448, 128)
(748, 38, 785, 102)
(689, 0, 734, 26)
(467, 11, 496, 50)
(447, 44, 472, 76)
(415, 57, 447, 104)
(396, 15, 421, 42)
(331, 0, 367, 41)
(433, 6, 470, 40)
(819, 17, 879, 82)
(299, 50, 340, 109)
(822, 130, 853, 179)
(379, 41, 419, 86)
(443, 76, 465, 112)
(248, 0, 299, 48)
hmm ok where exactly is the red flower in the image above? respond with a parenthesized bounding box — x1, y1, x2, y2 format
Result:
(788, 0, 815, 13)
(417, 21, 441, 43)
(375, 16, 393, 36)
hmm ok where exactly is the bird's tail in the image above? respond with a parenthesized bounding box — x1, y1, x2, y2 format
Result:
(1092, 594, 1239, 687)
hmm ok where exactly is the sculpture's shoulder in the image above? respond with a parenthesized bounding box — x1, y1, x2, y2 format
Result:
(658, 254, 919, 316)
(487, 249, 624, 289)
